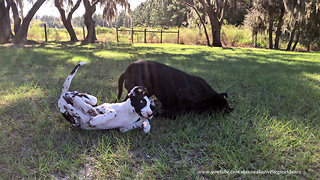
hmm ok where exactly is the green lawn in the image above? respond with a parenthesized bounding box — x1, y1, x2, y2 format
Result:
(0, 42, 319, 179)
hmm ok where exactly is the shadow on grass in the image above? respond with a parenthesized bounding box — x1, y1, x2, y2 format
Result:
(0, 43, 319, 178)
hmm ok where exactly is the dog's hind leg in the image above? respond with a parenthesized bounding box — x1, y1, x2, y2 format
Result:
(72, 95, 98, 116)
(78, 93, 98, 106)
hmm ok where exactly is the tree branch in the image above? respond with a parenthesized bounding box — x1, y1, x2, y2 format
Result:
(177, 0, 211, 46)
(219, 0, 228, 24)
(54, 0, 67, 22)
(215, 0, 219, 13)
(92, 0, 100, 6)
(9, 0, 21, 36)
(67, 0, 81, 20)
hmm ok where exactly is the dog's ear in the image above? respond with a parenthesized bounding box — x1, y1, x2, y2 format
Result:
(141, 87, 148, 95)
(128, 88, 135, 98)
(136, 86, 148, 95)
(150, 98, 156, 111)
(128, 86, 148, 97)
(219, 92, 228, 99)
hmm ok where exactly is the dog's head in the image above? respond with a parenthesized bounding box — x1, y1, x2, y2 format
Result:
(128, 86, 154, 119)
(198, 92, 233, 113)
(211, 92, 233, 113)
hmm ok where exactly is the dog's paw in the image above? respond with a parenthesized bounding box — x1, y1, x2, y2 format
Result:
(87, 120, 96, 128)
(119, 127, 128, 133)
(142, 121, 151, 133)
(96, 106, 107, 114)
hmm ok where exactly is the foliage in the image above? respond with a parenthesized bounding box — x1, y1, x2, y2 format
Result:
(35, 15, 64, 28)
(132, 0, 190, 27)
(244, 0, 320, 50)
(224, 0, 252, 26)
(0, 42, 320, 179)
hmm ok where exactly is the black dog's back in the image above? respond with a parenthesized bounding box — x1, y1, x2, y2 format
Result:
(117, 60, 232, 115)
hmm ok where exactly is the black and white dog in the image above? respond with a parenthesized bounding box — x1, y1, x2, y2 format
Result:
(58, 62, 154, 133)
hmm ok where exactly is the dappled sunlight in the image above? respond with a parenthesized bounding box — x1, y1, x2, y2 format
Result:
(93, 51, 131, 60)
(66, 56, 91, 64)
(0, 84, 45, 109)
(303, 73, 320, 87)
(32, 48, 67, 56)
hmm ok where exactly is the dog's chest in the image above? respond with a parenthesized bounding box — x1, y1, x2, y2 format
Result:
(94, 103, 140, 129)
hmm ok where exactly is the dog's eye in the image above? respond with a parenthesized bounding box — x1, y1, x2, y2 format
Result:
(139, 99, 147, 106)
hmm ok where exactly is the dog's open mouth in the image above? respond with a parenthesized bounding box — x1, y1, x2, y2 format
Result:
(141, 115, 153, 120)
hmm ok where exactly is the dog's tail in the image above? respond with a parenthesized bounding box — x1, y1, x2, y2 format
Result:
(116, 73, 125, 102)
(61, 62, 87, 95)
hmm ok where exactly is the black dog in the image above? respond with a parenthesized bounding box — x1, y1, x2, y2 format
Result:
(117, 60, 233, 118)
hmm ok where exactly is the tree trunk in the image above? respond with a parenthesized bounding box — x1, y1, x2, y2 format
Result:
(198, 0, 227, 47)
(286, 21, 298, 51)
(291, 29, 300, 51)
(252, 30, 257, 47)
(83, 0, 97, 43)
(64, 20, 78, 42)
(232, 0, 237, 12)
(207, 7, 222, 47)
(274, 6, 285, 50)
(54, 0, 81, 42)
(0, 0, 11, 44)
(13, 0, 46, 45)
(211, 24, 222, 47)
(7, 0, 21, 37)
(268, 18, 273, 49)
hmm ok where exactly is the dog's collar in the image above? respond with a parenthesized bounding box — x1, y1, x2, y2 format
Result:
(132, 108, 146, 119)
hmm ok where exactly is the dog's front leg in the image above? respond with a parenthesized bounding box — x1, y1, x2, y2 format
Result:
(88, 109, 117, 126)
(119, 119, 151, 133)
(142, 120, 151, 133)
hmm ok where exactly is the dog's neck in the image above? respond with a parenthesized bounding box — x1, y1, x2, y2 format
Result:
(116, 98, 138, 115)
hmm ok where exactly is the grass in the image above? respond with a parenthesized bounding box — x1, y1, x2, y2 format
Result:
(0, 42, 319, 179)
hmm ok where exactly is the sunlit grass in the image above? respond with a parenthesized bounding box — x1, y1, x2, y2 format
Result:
(0, 42, 319, 179)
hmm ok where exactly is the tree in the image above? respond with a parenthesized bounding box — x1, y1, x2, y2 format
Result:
(244, 8, 266, 47)
(274, 2, 285, 49)
(133, 0, 190, 27)
(13, 0, 47, 45)
(82, 0, 130, 44)
(197, 0, 228, 47)
(284, 0, 320, 51)
(224, 0, 252, 26)
(54, 0, 82, 42)
(177, 0, 211, 46)
(35, 15, 64, 28)
(0, 0, 11, 44)
(149, 0, 228, 47)
(245, 0, 286, 49)
(0, 0, 47, 44)
(283, 0, 320, 51)
(116, 11, 131, 27)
